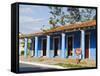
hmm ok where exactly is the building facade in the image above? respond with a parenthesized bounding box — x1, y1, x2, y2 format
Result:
(19, 20, 96, 60)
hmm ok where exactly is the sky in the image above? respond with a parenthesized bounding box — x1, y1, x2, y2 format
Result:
(19, 4, 96, 34)
(19, 4, 51, 34)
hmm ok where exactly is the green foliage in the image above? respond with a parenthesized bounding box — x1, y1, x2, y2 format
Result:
(22, 43, 24, 48)
(66, 7, 80, 23)
(55, 63, 83, 68)
(21, 42, 31, 49)
(49, 17, 59, 27)
(21, 51, 24, 55)
(80, 8, 96, 22)
(48, 7, 63, 27)
(28, 43, 31, 49)
(48, 6, 96, 27)
(40, 7, 96, 32)
(21, 50, 30, 56)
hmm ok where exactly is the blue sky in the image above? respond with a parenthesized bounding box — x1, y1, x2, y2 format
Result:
(19, 5, 51, 34)
(19, 5, 96, 34)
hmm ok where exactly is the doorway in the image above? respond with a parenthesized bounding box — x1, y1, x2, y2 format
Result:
(31, 39, 35, 56)
(85, 33, 90, 58)
(54, 37, 59, 56)
(68, 36, 73, 56)
(42, 39, 47, 56)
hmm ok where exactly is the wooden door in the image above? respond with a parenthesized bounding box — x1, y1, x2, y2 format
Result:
(43, 39, 46, 56)
(68, 36, 73, 56)
(85, 34, 90, 58)
(54, 38, 59, 56)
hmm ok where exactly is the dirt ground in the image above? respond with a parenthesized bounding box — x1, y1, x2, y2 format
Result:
(19, 55, 96, 68)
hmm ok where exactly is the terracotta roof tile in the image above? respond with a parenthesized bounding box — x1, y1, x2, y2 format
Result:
(45, 20, 96, 33)
(19, 20, 96, 38)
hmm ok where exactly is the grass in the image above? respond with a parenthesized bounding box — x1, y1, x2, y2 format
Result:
(20, 56, 96, 68)
(54, 63, 83, 68)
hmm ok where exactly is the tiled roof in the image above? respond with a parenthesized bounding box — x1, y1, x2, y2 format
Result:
(19, 20, 96, 38)
(44, 20, 96, 33)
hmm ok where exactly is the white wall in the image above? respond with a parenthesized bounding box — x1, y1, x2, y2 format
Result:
(0, 0, 99, 76)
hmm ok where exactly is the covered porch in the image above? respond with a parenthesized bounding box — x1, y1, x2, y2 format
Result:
(19, 20, 96, 60)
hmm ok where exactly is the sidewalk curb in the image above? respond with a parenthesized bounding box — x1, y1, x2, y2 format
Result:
(20, 61, 64, 69)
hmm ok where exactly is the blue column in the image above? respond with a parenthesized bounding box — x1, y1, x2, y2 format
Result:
(46, 35, 50, 58)
(61, 33, 66, 58)
(35, 36, 38, 57)
(24, 38, 28, 58)
(81, 30, 85, 59)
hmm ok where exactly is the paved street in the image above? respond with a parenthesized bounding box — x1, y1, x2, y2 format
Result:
(19, 63, 58, 72)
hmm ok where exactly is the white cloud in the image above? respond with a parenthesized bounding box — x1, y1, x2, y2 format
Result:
(19, 5, 50, 34)
(20, 7, 33, 14)
(19, 5, 43, 16)
(19, 16, 48, 34)
(19, 16, 46, 24)
(19, 22, 43, 34)
(19, 5, 33, 15)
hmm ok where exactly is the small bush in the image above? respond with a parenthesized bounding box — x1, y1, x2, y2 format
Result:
(21, 50, 30, 56)
(21, 51, 24, 55)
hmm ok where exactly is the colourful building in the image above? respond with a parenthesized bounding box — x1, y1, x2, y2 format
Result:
(19, 20, 96, 60)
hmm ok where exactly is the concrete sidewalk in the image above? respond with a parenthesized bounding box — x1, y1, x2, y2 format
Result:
(20, 61, 64, 69)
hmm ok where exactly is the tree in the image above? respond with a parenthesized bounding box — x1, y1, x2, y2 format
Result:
(48, 7, 81, 26)
(66, 7, 81, 23)
(48, 6, 63, 27)
(49, 17, 59, 27)
(48, 6, 96, 27)
(80, 8, 96, 22)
